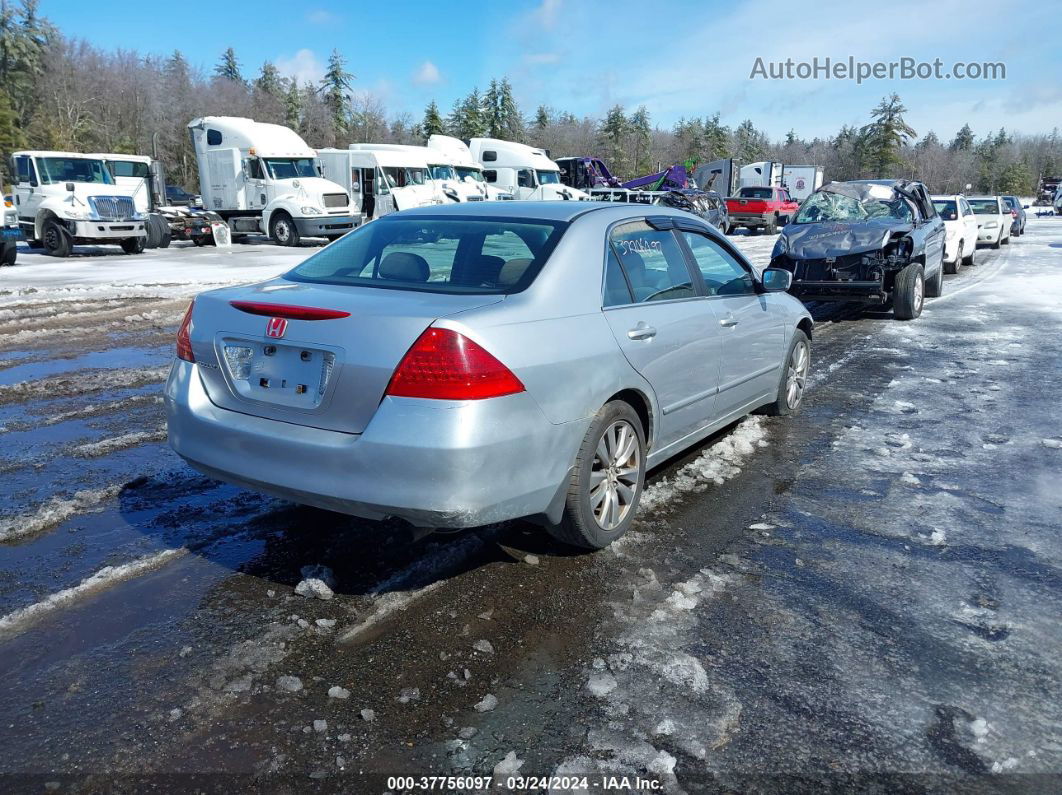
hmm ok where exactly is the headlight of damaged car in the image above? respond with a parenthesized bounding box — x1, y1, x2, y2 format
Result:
(771, 236, 787, 258)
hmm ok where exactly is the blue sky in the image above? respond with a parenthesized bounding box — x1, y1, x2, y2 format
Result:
(44, 0, 1062, 142)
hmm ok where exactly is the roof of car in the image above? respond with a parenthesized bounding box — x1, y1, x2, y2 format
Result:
(393, 200, 692, 224)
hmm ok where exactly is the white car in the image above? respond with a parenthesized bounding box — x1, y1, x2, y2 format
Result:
(931, 194, 978, 271)
(967, 196, 1011, 249)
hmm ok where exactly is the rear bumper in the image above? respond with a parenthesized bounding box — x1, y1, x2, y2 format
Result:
(70, 219, 146, 239)
(165, 360, 587, 528)
(294, 215, 356, 236)
(729, 213, 770, 226)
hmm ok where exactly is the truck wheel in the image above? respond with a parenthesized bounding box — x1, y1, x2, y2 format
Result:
(157, 223, 172, 248)
(144, 215, 161, 249)
(759, 329, 810, 416)
(548, 400, 646, 550)
(27, 239, 44, 249)
(192, 237, 207, 247)
(1, 242, 16, 266)
(120, 237, 145, 255)
(944, 243, 960, 275)
(270, 213, 300, 247)
(42, 218, 72, 257)
(893, 263, 925, 320)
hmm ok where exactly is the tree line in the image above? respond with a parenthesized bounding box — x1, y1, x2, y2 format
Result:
(1, 1, 1059, 197)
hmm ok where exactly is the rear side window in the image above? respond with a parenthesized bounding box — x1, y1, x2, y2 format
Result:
(287, 216, 566, 294)
(681, 232, 755, 296)
(609, 222, 696, 303)
(603, 249, 633, 307)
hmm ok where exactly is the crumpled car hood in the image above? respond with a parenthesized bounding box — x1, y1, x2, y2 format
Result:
(780, 218, 913, 259)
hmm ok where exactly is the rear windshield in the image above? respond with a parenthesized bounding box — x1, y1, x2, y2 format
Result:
(286, 216, 567, 294)
(968, 199, 1000, 214)
(738, 188, 773, 199)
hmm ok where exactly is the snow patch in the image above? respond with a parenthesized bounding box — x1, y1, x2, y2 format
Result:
(0, 483, 123, 542)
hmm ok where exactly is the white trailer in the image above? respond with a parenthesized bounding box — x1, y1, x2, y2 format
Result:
(317, 147, 437, 223)
(468, 138, 588, 201)
(781, 164, 824, 202)
(738, 160, 784, 189)
(427, 135, 512, 201)
(10, 150, 147, 257)
(187, 116, 356, 246)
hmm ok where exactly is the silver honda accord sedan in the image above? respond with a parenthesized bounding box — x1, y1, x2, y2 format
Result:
(165, 201, 812, 549)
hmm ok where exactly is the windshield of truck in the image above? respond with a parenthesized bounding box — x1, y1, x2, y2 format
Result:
(933, 200, 958, 220)
(36, 157, 114, 185)
(968, 199, 1001, 214)
(455, 167, 484, 183)
(263, 158, 317, 179)
(287, 216, 567, 294)
(536, 170, 560, 185)
(738, 187, 773, 199)
(109, 160, 150, 179)
(429, 164, 456, 181)
(795, 191, 912, 223)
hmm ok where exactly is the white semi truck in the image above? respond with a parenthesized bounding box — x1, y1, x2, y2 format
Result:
(780, 164, 824, 202)
(427, 135, 512, 201)
(468, 138, 587, 201)
(187, 116, 356, 246)
(10, 150, 147, 257)
(738, 160, 784, 189)
(317, 147, 438, 223)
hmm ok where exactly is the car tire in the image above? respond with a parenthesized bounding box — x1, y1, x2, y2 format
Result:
(765, 217, 778, 235)
(963, 244, 976, 267)
(42, 218, 72, 258)
(944, 243, 960, 275)
(1001, 232, 1010, 245)
(759, 329, 811, 417)
(893, 262, 925, 320)
(549, 401, 646, 550)
(270, 212, 300, 247)
(991, 232, 1001, 249)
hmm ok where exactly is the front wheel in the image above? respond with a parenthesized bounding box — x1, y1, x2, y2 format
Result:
(760, 329, 811, 416)
(269, 213, 300, 247)
(548, 401, 646, 550)
(120, 237, 145, 255)
(944, 243, 960, 275)
(893, 262, 925, 320)
(42, 218, 72, 257)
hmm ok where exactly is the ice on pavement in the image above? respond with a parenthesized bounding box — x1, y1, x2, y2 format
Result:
(327, 686, 350, 700)
(492, 751, 524, 778)
(0, 483, 123, 542)
(586, 672, 618, 697)
(473, 693, 498, 712)
(294, 578, 334, 601)
(275, 675, 303, 693)
(71, 427, 167, 458)
(0, 548, 186, 636)
(472, 639, 494, 654)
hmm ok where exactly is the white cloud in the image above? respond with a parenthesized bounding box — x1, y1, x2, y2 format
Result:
(532, 0, 562, 29)
(275, 49, 326, 86)
(306, 9, 337, 25)
(523, 52, 561, 66)
(412, 60, 441, 86)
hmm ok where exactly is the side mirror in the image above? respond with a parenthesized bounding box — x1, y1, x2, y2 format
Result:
(66, 182, 75, 192)
(761, 268, 793, 292)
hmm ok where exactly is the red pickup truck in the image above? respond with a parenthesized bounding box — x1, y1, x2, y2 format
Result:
(725, 186, 801, 235)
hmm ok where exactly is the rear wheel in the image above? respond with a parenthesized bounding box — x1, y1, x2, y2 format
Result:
(925, 260, 944, 298)
(549, 401, 646, 550)
(893, 263, 925, 320)
(760, 329, 810, 416)
(42, 218, 72, 257)
(270, 212, 300, 247)
(963, 243, 976, 267)
(944, 243, 961, 275)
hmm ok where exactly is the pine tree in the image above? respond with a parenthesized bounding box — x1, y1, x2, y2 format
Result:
(214, 47, 243, 82)
(858, 94, 916, 177)
(950, 123, 975, 151)
(449, 88, 486, 140)
(255, 62, 284, 98)
(496, 78, 524, 141)
(784, 129, 799, 147)
(483, 79, 503, 138)
(534, 105, 550, 130)
(702, 114, 730, 161)
(284, 80, 302, 130)
(629, 106, 652, 174)
(421, 101, 444, 138)
(319, 49, 355, 137)
(598, 105, 630, 176)
(734, 119, 768, 162)
(0, 88, 24, 161)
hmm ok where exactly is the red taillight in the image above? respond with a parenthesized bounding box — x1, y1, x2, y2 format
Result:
(229, 301, 351, 320)
(385, 328, 525, 400)
(176, 300, 195, 362)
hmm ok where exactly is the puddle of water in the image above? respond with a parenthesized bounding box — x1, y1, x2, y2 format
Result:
(0, 346, 171, 387)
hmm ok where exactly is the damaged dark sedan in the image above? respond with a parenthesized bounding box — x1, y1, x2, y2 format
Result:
(768, 180, 946, 320)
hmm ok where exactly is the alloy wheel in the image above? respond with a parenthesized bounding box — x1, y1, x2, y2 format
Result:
(786, 340, 810, 409)
(914, 274, 924, 312)
(589, 420, 641, 531)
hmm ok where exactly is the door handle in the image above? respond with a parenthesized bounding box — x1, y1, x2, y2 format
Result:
(627, 324, 657, 340)
(719, 317, 739, 328)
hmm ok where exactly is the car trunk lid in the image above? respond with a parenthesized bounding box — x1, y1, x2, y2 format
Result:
(189, 280, 503, 433)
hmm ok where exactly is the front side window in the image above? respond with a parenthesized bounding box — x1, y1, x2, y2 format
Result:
(455, 167, 484, 183)
(429, 164, 456, 181)
(287, 216, 566, 294)
(15, 156, 34, 184)
(609, 222, 696, 303)
(483, 170, 498, 183)
(247, 158, 265, 180)
(109, 160, 151, 179)
(376, 168, 390, 194)
(263, 158, 317, 180)
(36, 157, 114, 185)
(517, 169, 535, 188)
(681, 232, 755, 296)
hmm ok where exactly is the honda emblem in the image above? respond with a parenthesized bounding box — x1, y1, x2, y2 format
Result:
(265, 317, 288, 339)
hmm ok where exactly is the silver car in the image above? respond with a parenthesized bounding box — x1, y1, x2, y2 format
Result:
(166, 202, 813, 549)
